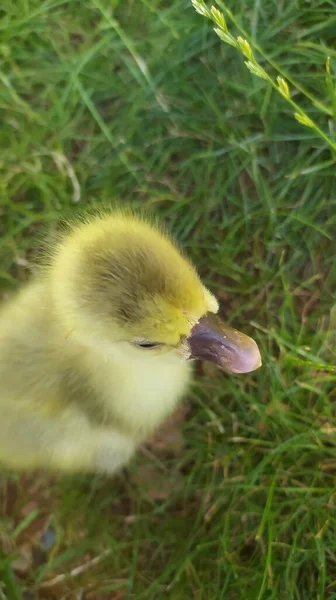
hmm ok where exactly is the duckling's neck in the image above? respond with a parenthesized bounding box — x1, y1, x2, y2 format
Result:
(46, 274, 193, 439)
(78, 344, 192, 440)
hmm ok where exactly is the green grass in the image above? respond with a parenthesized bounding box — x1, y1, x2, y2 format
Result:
(1, 0, 336, 598)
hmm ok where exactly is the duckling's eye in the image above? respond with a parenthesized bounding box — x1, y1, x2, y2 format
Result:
(134, 340, 161, 349)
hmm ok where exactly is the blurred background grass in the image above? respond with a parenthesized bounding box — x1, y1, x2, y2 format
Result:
(1, 0, 336, 598)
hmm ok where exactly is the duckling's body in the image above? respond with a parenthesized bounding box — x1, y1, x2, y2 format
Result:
(0, 281, 190, 473)
(0, 211, 261, 474)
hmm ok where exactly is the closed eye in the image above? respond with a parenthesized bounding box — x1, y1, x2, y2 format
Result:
(134, 340, 162, 349)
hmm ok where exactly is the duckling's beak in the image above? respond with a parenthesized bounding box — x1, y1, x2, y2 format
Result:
(187, 314, 261, 374)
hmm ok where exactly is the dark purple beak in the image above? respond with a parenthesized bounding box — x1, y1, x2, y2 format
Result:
(187, 314, 262, 374)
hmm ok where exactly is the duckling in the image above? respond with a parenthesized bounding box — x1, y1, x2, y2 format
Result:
(0, 210, 261, 475)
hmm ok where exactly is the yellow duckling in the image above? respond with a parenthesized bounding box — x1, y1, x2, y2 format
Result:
(0, 211, 261, 474)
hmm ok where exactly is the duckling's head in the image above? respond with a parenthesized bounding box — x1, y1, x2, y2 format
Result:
(50, 212, 261, 374)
